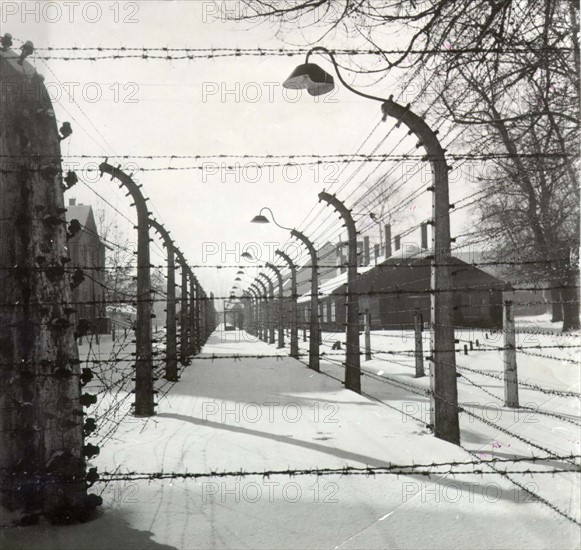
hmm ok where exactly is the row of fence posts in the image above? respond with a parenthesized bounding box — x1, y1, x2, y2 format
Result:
(0, 42, 219, 522)
(239, 91, 462, 444)
(237, 94, 462, 444)
(245, 293, 520, 412)
(409, 301, 518, 408)
(99, 163, 218, 414)
(237, 95, 522, 446)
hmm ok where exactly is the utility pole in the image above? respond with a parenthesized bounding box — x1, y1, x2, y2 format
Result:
(384, 224, 392, 258)
(259, 273, 276, 344)
(503, 301, 519, 407)
(250, 284, 262, 340)
(382, 99, 460, 444)
(247, 286, 255, 337)
(202, 288, 208, 344)
(251, 291, 259, 338)
(199, 288, 206, 345)
(266, 263, 285, 348)
(250, 284, 263, 340)
(247, 285, 257, 338)
(414, 309, 425, 378)
(207, 291, 213, 339)
(275, 250, 299, 358)
(364, 310, 372, 361)
(291, 229, 320, 371)
(319, 192, 361, 393)
(149, 219, 178, 382)
(242, 290, 251, 333)
(99, 162, 154, 416)
(188, 270, 196, 356)
(193, 277, 200, 353)
(175, 249, 189, 365)
(255, 279, 269, 342)
(0, 41, 98, 521)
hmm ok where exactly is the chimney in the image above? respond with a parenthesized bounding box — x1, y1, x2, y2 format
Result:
(336, 243, 346, 274)
(69, 198, 76, 206)
(384, 224, 392, 258)
(374, 244, 379, 266)
(421, 223, 428, 249)
(394, 234, 401, 251)
(363, 236, 370, 266)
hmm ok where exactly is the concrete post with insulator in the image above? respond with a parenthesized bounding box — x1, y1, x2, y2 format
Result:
(149, 219, 177, 381)
(0, 38, 100, 522)
(266, 262, 285, 348)
(291, 229, 320, 371)
(99, 162, 155, 416)
(319, 192, 361, 393)
(276, 250, 299, 358)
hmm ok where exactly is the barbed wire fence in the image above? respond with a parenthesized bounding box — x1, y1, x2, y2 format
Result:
(0, 33, 578, 530)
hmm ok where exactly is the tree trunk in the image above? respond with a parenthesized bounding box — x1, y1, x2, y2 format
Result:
(550, 288, 564, 322)
(562, 277, 580, 332)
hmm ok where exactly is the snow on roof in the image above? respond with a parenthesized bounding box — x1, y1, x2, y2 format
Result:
(296, 259, 379, 304)
(296, 246, 499, 303)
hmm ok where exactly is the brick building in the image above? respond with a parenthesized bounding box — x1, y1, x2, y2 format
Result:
(65, 198, 110, 334)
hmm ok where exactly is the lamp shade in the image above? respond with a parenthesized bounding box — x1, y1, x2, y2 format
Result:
(283, 63, 334, 96)
(235, 277, 241, 281)
(241, 252, 253, 260)
(250, 214, 270, 224)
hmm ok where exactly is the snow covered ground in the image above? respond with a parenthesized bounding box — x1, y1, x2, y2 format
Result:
(1, 319, 580, 549)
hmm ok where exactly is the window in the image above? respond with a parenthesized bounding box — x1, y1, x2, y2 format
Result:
(331, 302, 336, 322)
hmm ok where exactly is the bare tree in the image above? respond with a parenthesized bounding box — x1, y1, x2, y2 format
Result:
(428, 2, 579, 330)
(228, 0, 580, 330)
(354, 172, 405, 251)
(95, 208, 138, 321)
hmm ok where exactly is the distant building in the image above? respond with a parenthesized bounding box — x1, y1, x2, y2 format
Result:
(294, 252, 505, 331)
(294, 242, 338, 295)
(454, 249, 547, 317)
(65, 198, 110, 334)
(289, 227, 506, 331)
(224, 298, 244, 330)
(265, 228, 507, 333)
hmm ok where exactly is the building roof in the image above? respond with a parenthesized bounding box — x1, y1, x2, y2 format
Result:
(64, 202, 112, 248)
(297, 248, 506, 304)
(297, 247, 387, 304)
(65, 204, 93, 228)
(361, 255, 507, 292)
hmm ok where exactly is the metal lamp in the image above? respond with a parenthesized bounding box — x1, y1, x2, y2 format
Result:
(283, 63, 334, 96)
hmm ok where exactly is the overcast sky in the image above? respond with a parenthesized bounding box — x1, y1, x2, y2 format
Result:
(5, 1, 477, 302)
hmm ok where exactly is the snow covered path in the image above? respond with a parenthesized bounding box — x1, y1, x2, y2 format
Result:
(2, 327, 580, 549)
